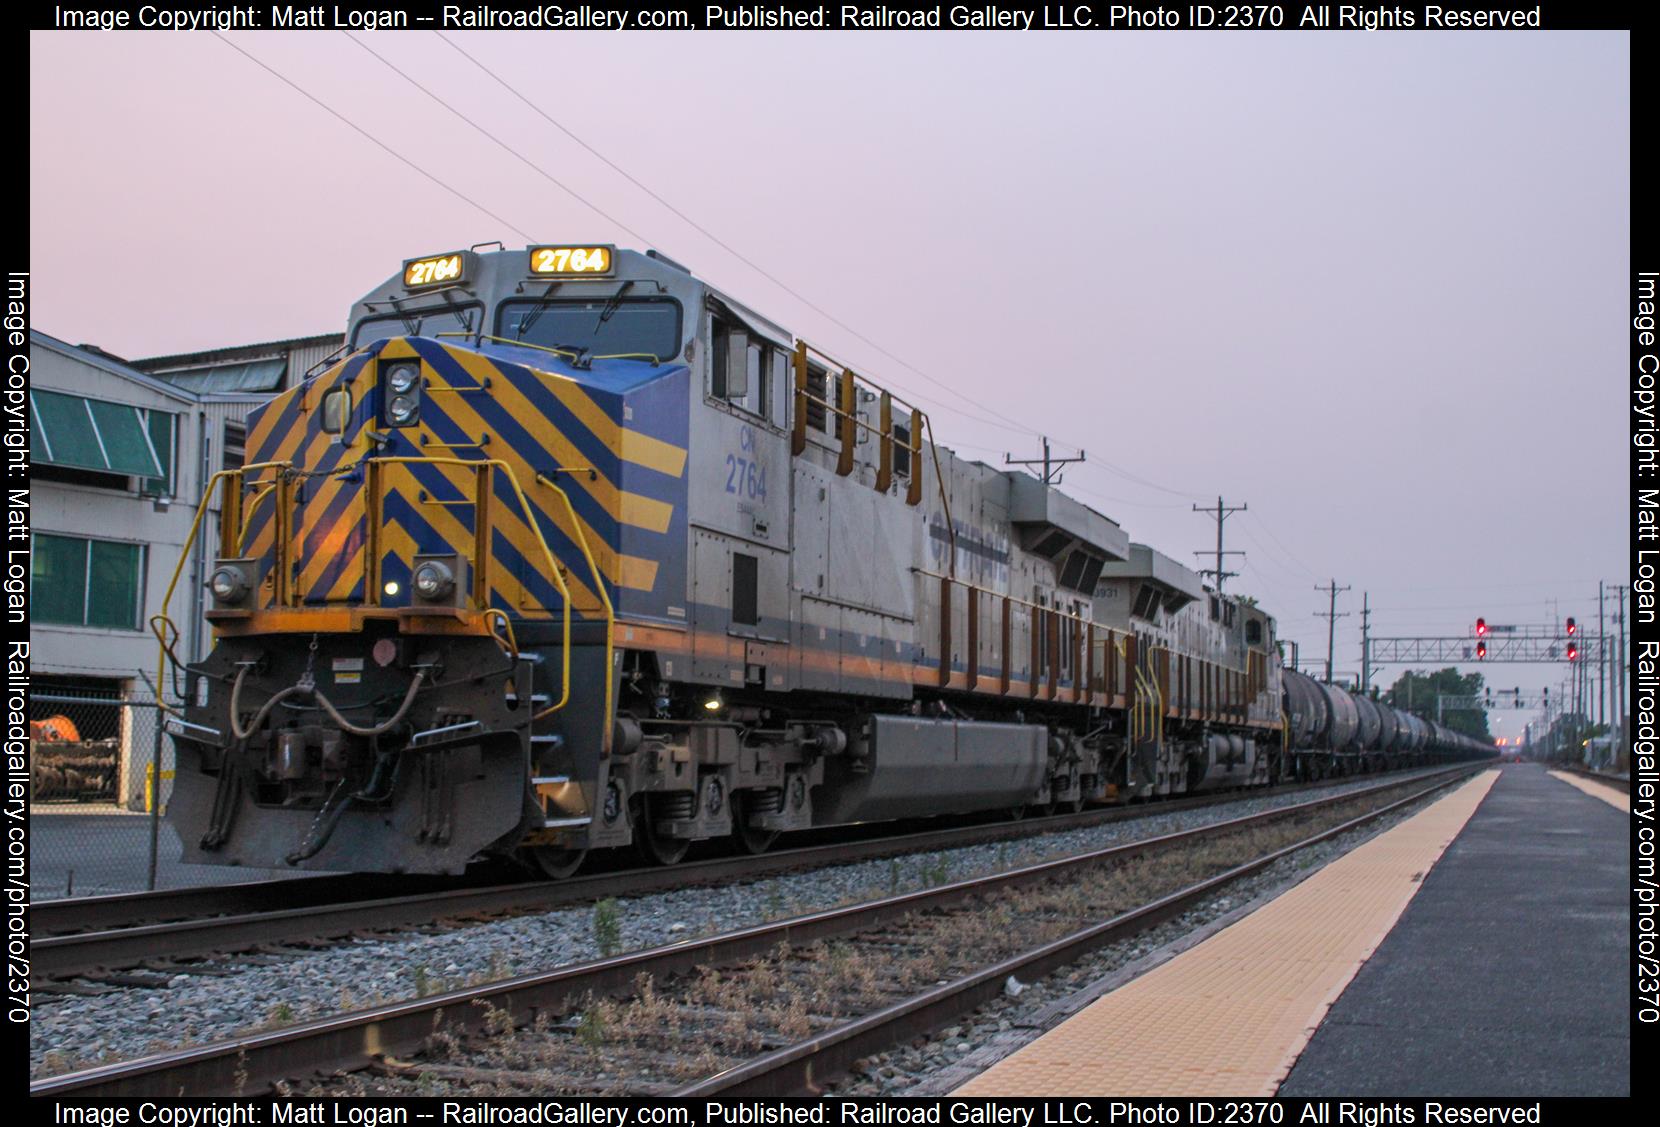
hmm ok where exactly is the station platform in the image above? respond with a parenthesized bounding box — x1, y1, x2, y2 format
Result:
(954, 765, 1629, 1097)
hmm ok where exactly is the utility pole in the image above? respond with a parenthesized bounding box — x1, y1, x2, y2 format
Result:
(1598, 581, 1606, 744)
(1191, 496, 1247, 594)
(1618, 585, 1628, 770)
(1005, 436, 1084, 485)
(1314, 579, 1351, 685)
(1360, 592, 1372, 692)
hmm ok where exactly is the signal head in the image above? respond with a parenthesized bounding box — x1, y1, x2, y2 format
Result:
(1476, 617, 1487, 636)
(1565, 617, 1576, 636)
(1476, 640, 1487, 660)
(1566, 641, 1579, 661)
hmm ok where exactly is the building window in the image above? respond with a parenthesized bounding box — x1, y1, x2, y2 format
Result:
(141, 409, 175, 496)
(223, 421, 247, 470)
(31, 389, 171, 493)
(32, 533, 145, 630)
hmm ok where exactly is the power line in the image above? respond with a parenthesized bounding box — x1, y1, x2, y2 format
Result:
(426, 33, 1037, 438)
(209, 33, 534, 241)
(224, 31, 1361, 545)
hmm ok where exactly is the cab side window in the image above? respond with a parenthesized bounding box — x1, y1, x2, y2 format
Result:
(710, 313, 775, 424)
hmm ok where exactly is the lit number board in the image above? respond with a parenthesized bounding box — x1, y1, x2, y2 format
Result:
(403, 252, 466, 288)
(529, 245, 614, 276)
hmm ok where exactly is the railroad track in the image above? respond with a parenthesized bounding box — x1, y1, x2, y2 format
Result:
(33, 767, 1456, 982)
(31, 763, 1481, 1097)
(1558, 764, 1630, 793)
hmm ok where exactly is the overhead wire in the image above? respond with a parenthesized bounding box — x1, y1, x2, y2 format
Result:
(217, 31, 1599, 614)
(209, 33, 534, 242)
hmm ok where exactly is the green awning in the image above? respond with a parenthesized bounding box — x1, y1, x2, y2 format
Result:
(156, 358, 286, 393)
(31, 389, 165, 477)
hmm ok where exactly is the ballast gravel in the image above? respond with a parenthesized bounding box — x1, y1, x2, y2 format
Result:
(29, 771, 1446, 1078)
(826, 799, 1435, 1096)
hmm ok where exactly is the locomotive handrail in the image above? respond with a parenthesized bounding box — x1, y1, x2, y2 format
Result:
(790, 339, 955, 569)
(151, 460, 296, 717)
(361, 455, 613, 736)
(529, 472, 616, 740)
(435, 332, 585, 365)
(919, 569, 1116, 700)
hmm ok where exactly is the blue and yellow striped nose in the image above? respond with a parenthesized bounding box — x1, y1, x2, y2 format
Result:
(239, 336, 690, 624)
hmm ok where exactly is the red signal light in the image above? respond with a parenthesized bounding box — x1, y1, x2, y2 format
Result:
(1565, 617, 1576, 636)
(1566, 641, 1579, 661)
(1476, 617, 1487, 636)
(1476, 641, 1487, 660)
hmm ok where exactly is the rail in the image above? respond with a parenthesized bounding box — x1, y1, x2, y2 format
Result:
(29, 765, 1479, 1097)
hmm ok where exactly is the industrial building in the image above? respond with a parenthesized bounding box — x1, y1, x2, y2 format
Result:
(29, 330, 341, 808)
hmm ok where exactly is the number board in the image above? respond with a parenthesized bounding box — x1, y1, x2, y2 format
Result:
(529, 245, 614, 276)
(402, 251, 467, 289)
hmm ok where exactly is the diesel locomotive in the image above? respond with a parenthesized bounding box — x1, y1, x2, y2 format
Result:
(155, 244, 1488, 877)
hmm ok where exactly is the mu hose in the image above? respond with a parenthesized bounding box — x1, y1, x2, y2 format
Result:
(230, 666, 427, 741)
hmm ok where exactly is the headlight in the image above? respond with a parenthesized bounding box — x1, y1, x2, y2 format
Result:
(385, 363, 419, 393)
(209, 565, 248, 604)
(387, 395, 419, 425)
(413, 560, 455, 601)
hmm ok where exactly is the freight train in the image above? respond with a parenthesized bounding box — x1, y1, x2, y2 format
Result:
(154, 244, 1490, 876)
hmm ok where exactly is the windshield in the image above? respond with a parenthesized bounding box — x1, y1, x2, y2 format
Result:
(352, 304, 481, 347)
(496, 298, 681, 362)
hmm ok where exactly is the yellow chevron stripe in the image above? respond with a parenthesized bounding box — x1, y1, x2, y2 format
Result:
(550, 378, 687, 478)
(295, 476, 362, 591)
(617, 494, 673, 536)
(326, 541, 367, 602)
(442, 343, 686, 479)
(379, 467, 604, 617)
(427, 351, 658, 591)
(619, 555, 660, 592)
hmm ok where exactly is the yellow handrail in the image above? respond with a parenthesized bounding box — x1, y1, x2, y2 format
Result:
(367, 456, 584, 724)
(482, 607, 519, 663)
(152, 461, 295, 716)
(152, 453, 615, 767)
(529, 474, 616, 744)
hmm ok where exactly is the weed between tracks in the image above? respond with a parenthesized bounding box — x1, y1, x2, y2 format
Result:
(306, 782, 1431, 1097)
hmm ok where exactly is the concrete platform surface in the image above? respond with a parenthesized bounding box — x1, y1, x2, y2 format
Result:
(955, 771, 1498, 1096)
(1280, 763, 1628, 1096)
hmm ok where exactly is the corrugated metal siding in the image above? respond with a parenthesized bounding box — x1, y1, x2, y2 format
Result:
(284, 337, 347, 388)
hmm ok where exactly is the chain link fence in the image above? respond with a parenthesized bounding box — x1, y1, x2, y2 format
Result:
(28, 690, 172, 899)
(30, 688, 330, 899)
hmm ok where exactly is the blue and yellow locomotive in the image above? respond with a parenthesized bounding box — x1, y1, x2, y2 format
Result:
(156, 244, 1483, 877)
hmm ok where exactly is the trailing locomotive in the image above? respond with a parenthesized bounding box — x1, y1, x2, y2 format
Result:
(155, 244, 1490, 876)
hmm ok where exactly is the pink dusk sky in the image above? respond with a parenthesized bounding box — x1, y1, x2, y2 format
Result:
(29, 29, 1630, 716)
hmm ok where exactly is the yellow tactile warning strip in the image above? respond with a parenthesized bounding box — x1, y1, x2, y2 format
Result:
(954, 770, 1500, 1097)
(1547, 770, 1629, 812)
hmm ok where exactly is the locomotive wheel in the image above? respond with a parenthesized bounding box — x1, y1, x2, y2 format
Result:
(635, 796, 690, 866)
(529, 846, 587, 880)
(733, 794, 779, 855)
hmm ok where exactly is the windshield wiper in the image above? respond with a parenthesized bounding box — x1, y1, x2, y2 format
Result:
(514, 281, 562, 342)
(595, 280, 635, 331)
